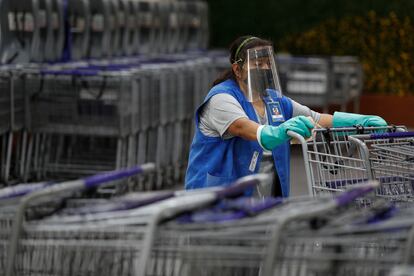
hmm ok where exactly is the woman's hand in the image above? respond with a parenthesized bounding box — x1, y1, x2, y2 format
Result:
(257, 116, 314, 151)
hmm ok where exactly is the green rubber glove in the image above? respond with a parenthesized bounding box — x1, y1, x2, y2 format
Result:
(332, 112, 387, 128)
(257, 116, 314, 151)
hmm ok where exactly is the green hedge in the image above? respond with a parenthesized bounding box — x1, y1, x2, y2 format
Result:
(206, 0, 414, 49)
(278, 12, 414, 95)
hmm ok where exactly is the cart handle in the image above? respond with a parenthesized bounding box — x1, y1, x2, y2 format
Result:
(84, 163, 154, 189)
(0, 163, 155, 201)
(215, 174, 270, 198)
(369, 131, 414, 140)
(335, 181, 379, 207)
(61, 191, 175, 215)
(176, 197, 283, 223)
(40, 68, 99, 76)
(0, 182, 53, 201)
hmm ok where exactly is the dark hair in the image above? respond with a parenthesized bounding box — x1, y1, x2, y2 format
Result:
(212, 36, 273, 86)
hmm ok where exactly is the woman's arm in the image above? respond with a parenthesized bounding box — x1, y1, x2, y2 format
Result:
(227, 118, 260, 141)
(318, 114, 333, 128)
(290, 99, 334, 128)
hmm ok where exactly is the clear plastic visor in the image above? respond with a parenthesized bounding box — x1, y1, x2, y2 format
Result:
(243, 46, 282, 102)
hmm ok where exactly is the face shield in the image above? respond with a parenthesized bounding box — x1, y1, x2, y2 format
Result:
(244, 46, 282, 102)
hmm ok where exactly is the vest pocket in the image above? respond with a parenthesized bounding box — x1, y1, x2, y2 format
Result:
(206, 172, 236, 187)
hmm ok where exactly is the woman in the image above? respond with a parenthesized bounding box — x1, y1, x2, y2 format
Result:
(185, 35, 386, 197)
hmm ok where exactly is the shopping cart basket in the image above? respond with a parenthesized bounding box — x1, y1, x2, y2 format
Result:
(288, 126, 406, 202)
(348, 131, 414, 202)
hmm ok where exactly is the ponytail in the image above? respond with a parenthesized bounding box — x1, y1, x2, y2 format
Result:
(212, 69, 235, 87)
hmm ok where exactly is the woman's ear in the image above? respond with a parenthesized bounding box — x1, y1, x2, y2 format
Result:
(232, 63, 242, 79)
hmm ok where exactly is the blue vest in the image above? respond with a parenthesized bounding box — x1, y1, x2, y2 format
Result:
(185, 79, 293, 197)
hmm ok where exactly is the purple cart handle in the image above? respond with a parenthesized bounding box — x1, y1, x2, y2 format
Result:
(63, 191, 174, 215)
(0, 182, 53, 200)
(41, 69, 98, 76)
(215, 174, 269, 199)
(84, 163, 155, 189)
(370, 131, 414, 140)
(0, 164, 155, 200)
(178, 197, 283, 223)
(71, 69, 99, 76)
(335, 181, 379, 207)
(87, 64, 139, 70)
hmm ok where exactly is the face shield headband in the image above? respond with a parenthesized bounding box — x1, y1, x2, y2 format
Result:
(232, 36, 259, 64)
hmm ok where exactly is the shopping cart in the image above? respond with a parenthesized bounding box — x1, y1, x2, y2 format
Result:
(43, 0, 65, 62)
(88, 0, 113, 58)
(3, 173, 407, 276)
(10, 53, 211, 188)
(288, 126, 407, 203)
(389, 265, 414, 276)
(148, 181, 382, 276)
(1, 0, 43, 63)
(0, 162, 155, 275)
(3, 173, 269, 276)
(267, 190, 414, 276)
(276, 54, 331, 113)
(184, 0, 209, 51)
(0, 65, 26, 183)
(119, 0, 138, 56)
(22, 66, 140, 180)
(329, 56, 363, 113)
(67, 0, 91, 61)
(348, 131, 414, 202)
(276, 55, 364, 114)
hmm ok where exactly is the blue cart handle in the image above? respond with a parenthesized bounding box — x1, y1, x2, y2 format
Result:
(370, 131, 414, 140)
(215, 174, 270, 199)
(335, 180, 379, 207)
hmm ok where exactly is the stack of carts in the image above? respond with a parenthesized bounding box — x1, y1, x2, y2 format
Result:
(0, 0, 225, 189)
(2, 169, 414, 275)
(0, 0, 209, 62)
(0, 52, 228, 191)
(289, 125, 414, 205)
(276, 54, 363, 113)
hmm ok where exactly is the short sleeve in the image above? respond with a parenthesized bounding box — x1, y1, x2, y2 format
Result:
(291, 99, 321, 123)
(199, 93, 248, 138)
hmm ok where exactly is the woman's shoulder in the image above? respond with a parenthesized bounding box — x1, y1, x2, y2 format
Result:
(209, 79, 242, 99)
(211, 79, 237, 90)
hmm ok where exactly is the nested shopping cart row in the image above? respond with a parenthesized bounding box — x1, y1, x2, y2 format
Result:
(0, 52, 229, 189)
(0, 0, 208, 63)
(291, 126, 414, 204)
(276, 54, 363, 113)
(1, 165, 414, 276)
